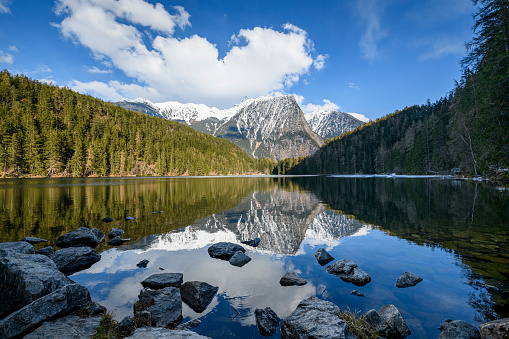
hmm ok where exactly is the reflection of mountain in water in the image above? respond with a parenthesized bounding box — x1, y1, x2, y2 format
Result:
(123, 189, 368, 255)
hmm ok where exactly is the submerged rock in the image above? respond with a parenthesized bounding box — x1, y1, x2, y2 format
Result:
(325, 259, 371, 286)
(0, 241, 35, 254)
(107, 236, 131, 246)
(125, 216, 136, 221)
(396, 271, 423, 288)
(141, 273, 184, 289)
(102, 217, 114, 223)
(479, 318, 509, 339)
(378, 304, 411, 338)
(280, 272, 307, 286)
(208, 242, 245, 260)
(363, 309, 390, 335)
(35, 246, 54, 256)
(51, 246, 101, 274)
(126, 327, 211, 338)
(255, 307, 280, 336)
(241, 238, 261, 247)
(22, 237, 47, 245)
(137, 259, 149, 268)
(134, 287, 183, 328)
(24, 315, 102, 339)
(55, 227, 104, 248)
(229, 251, 251, 267)
(181, 281, 218, 313)
(314, 247, 334, 266)
(281, 296, 354, 339)
(108, 228, 124, 239)
(439, 319, 481, 339)
(351, 290, 365, 297)
(176, 318, 201, 330)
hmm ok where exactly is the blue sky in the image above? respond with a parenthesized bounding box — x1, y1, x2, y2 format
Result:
(0, 0, 475, 120)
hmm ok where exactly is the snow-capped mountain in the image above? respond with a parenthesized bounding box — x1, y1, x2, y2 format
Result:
(305, 109, 368, 139)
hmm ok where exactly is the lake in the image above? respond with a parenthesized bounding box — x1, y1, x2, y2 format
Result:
(0, 176, 508, 338)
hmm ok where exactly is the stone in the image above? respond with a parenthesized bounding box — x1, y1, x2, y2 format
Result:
(181, 281, 218, 313)
(55, 227, 104, 248)
(439, 319, 481, 339)
(0, 283, 91, 339)
(102, 217, 114, 222)
(51, 246, 101, 274)
(108, 227, 124, 239)
(22, 237, 47, 245)
(35, 246, 54, 256)
(314, 247, 334, 266)
(141, 273, 184, 289)
(479, 318, 509, 339)
(255, 307, 280, 336)
(0, 241, 35, 254)
(118, 316, 135, 336)
(351, 290, 365, 297)
(107, 236, 131, 246)
(396, 271, 423, 288)
(125, 216, 136, 221)
(279, 272, 307, 286)
(326, 259, 371, 286)
(208, 242, 245, 260)
(176, 318, 201, 330)
(241, 238, 261, 247)
(134, 287, 183, 328)
(152, 211, 163, 214)
(281, 296, 355, 339)
(0, 252, 72, 318)
(363, 309, 390, 335)
(229, 251, 251, 267)
(89, 301, 107, 316)
(137, 259, 149, 268)
(24, 315, 102, 339)
(126, 327, 211, 338)
(378, 304, 411, 338)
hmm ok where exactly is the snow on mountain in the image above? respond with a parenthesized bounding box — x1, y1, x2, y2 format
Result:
(154, 101, 233, 123)
(305, 109, 366, 139)
(346, 112, 370, 123)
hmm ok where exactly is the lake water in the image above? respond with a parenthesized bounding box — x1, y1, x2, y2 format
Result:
(0, 176, 508, 338)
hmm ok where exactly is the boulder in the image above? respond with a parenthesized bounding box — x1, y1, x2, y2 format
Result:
(439, 319, 481, 339)
(479, 318, 509, 339)
(279, 272, 307, 286)
(363, 309, 390, 335)
(396, 271, 423, 288)
(0, 283, 91, 339)
(35, 246, 54, 256)
(125, 217, 136, 221)
(141, 273, 184, 289)
(281, 296, 355, 339)
(55, 227, 104, 248)
(51, 246, 101, 274)
(137, 259, 150, 268)
(0, 241, 35, 254)
(255, 307, 280, 336)
(241, 238, 261, 247)
(108, 228, 124, 239)
(378, 304, 411, 338)
(102, 217, 114, 223)
(0, 252, 72, 318)
(107, 236, 131, 246)
(326, 259, 371, 286)
(314, 248, 334, 266)
(126, 327, 211, 338)
(229, 251, 251, 267)
(350, 290, 365, 297)
(24, 315, 101, 339)
(89, 301, 107, 316)
(22, 237, 47, 245)
(176, 319, 201, 330)
(134, 287, 183, 328)
(118, 316, 135, 336)
(208, 242, 245, 260)
(181, 281, 218, 313)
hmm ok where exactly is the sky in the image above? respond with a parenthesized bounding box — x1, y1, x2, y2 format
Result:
(0, 0, 476, 120)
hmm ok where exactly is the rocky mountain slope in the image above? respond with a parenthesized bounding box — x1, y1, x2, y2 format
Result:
(305, 109, 367, 139)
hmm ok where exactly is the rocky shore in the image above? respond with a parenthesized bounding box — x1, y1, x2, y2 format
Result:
(1, 229, 508, 338)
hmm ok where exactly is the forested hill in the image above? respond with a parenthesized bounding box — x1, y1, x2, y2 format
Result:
(0, 70, 274, 177)
(286, 0, 508, 178)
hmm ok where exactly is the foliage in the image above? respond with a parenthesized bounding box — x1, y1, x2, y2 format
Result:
(338, 308, 378, 339)
(92, 311, 119, 339)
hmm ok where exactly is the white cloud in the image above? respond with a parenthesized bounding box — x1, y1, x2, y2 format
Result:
(8, 45, 18, 52)
(357, 0, 387, 63)
(313, 54, 328, 70)
(301, 99, 340, 114)
(70, 80, 161, 102)
(348, 82, 360, 90)
(88, 66, 113, 74)
(0, 50, 14, 64)
(33, 65, 52, 73)
(0, 0, 11, 13)
(54, 0, 322, 107)
(420, 38, 465, 60)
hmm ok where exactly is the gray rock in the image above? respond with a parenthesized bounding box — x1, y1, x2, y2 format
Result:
(118, 316, 135, 336)
(208, 242, 245, 260)
(176, 318, 201, 330)
(350, 290, 365, 297)
(439, 319, 481, 339)
(22, 237, 47, 245)
(280, 272, 307, 286)
(35, 246, 54, 256)
(241, 238, 261, 247)
(0, 283, 91, 339)
(396, 271, 423, 288)
(181, 281, 218, 313)
(134, 287, 183, 328)
(378, 304, 411, 338)
(125, 216, 136, 221)
(0, 252, 72, 318)
(0, 241, 35, 254)
(89, 301, 107, 316)
(229, 251, 251, 267)
(314, 247, 334, 266)
(281, 296, 355, 339)
(102, 217, 114, 222)
(363, 309, 390, 335)
(479, 318, 509, 339)
(126, 327, 211, 338)
(51, 246, 101, 274)
(107, 236, 130, 246)
(326, 259, 371, 286)
(108, 227, 124, 239)
(24, 314, 102, 339)
(55, 227, 104, 248)
(152, 211, 163, 214)
(255, 307, 280, 336)
(141, 273, 183, 289)
(137, 259, 150, 268)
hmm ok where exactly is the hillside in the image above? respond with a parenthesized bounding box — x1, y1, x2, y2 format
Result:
(0, 70, 274, 177)
(305, 109, 366, 139)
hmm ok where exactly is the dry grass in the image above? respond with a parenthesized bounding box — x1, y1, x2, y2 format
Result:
(339, 308, 379, 339)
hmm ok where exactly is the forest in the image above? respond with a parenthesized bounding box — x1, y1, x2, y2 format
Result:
(0, 70, 274, 177)
(285, 0, 508, 178)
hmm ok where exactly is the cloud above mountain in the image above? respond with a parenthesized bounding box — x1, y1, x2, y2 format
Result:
(54, 0, 324, 108)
